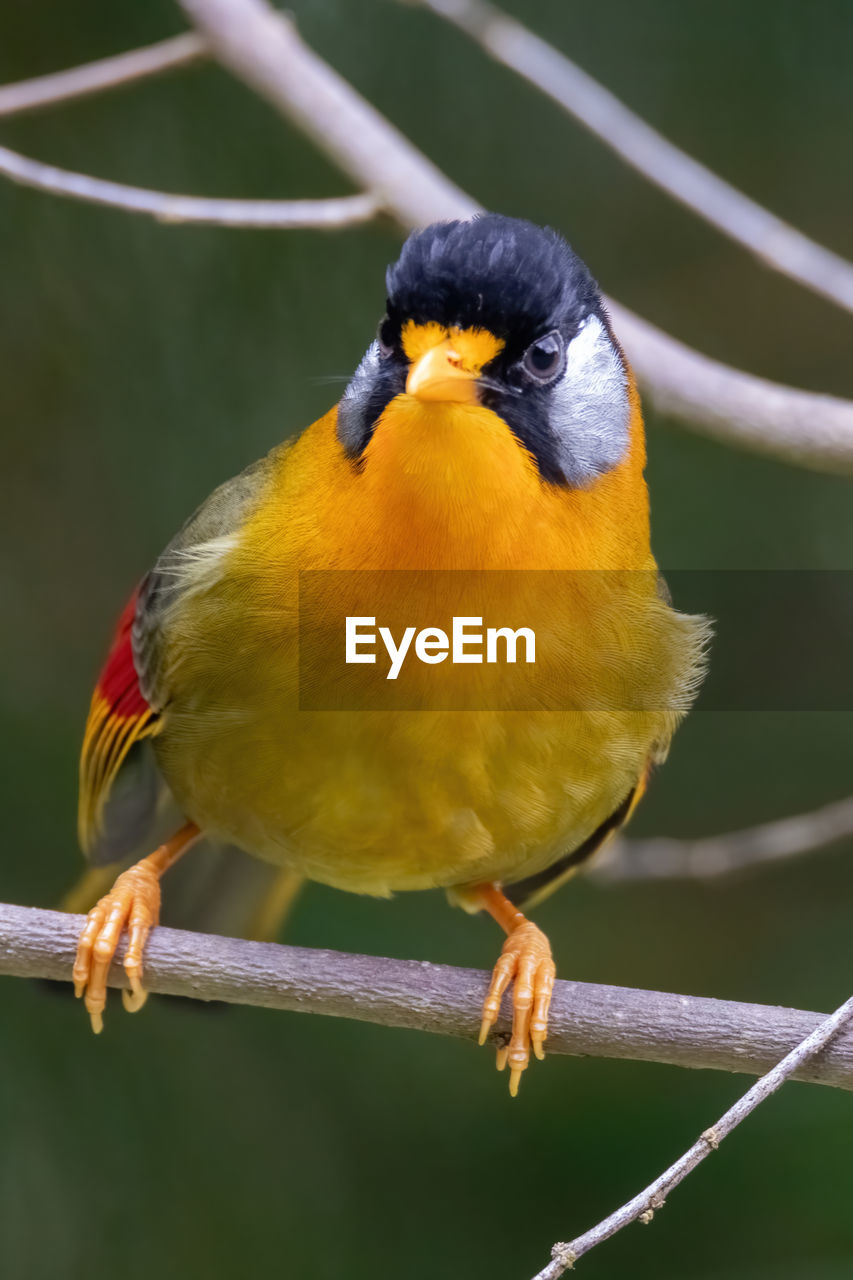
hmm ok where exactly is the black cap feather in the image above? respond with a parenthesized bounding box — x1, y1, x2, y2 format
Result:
(385, 214, 600, 348)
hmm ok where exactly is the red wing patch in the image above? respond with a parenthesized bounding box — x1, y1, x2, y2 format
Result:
(78, 587, 161, 855)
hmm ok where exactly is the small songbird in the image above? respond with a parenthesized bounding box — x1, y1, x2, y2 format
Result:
(73, 215, 707, 1094)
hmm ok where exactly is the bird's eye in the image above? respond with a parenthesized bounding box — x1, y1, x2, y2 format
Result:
(377, 318, 396, 358)
(522, 332, 564, 382)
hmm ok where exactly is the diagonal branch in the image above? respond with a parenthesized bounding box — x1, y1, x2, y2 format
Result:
(3, 901, 853, 1091)
(530, 992, 853, 1277)
(0, 32, 205, 119)
(419, 0, 853, 316)
(595, 795, 853, 884)
(0, 142, 380, 228)
(174, 0, 853, 473)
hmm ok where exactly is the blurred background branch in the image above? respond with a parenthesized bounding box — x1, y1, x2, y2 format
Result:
(417, 0, 853, 316)
(594, 795, 853, 884)
(3, 901, 853, 1091)
(0, 31, 204, 118)
(0, 145, 380, 227)
(176, 0, 853, 472)
(177, 0, 479, 223)
(1, 0, 852, 470)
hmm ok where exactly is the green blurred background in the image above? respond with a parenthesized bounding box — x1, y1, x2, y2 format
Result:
(2, 1, 853, 1277)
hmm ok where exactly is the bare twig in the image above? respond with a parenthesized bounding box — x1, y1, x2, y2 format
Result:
(174, 0, 853, 473)
(0, 143, 379, 228)
(530, 992, 853, 1277)
(0, 32, 205, 119)
(419, 0, 853, 316)
(596, 795, 853, 884)
(3, 901, 853, 1091)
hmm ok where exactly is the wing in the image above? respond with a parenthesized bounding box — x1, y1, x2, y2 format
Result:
(78, 586, 162, 863)
(78, 451, 280, 864)
(505, 768, 649, 910)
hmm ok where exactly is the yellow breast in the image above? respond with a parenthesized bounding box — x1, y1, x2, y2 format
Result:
(154, 392, 707, 895)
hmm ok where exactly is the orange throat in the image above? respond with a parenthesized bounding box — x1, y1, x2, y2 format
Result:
(348, 393, 651, 573)
(358, 397, 550, 566)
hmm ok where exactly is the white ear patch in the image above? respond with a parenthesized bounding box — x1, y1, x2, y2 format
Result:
(550, 314, 631, 487)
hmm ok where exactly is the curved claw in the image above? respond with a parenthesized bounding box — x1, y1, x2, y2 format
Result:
(122, 981, 149, 1014)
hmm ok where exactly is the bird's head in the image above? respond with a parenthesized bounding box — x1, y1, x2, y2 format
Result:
(337, 214, 633, 489)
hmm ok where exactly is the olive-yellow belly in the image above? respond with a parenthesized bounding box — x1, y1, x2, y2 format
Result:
(154, 570, 700, 896)
(157, 702, 670, 896)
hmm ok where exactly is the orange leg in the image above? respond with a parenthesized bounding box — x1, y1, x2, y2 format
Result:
(469, 883, 556, 1097)
(72, 821, 201, 1033)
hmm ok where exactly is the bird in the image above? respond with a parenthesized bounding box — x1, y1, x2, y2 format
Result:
(72, 214, 708, 1095)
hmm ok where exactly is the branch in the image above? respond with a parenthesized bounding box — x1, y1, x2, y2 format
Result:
(419, 0, 853, 317)
(3, 901, 853, 1091)
(0, 142, 379, 228)
(8, 11, 852, 324)
(0, 32, 204, 119)
(174, 0, 853, 473)
(596, 795, 853, 884)
(2, 10, 853, 467)
(530, 992, 853, 1277)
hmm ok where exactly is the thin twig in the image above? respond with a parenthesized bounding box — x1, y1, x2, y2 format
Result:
(175, 0, 853, 473)
(0, 143, 380, 228)
(595, 795, 853, 884)
(0, 32, 205, 119)
(3, 901, 853, 1090)
(418, 0, 853, 316)
(530, 992, 853, 1277)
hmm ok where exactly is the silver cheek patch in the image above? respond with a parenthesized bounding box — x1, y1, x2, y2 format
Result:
(337, 341, 382, 455)
(550, 314, 631, 487)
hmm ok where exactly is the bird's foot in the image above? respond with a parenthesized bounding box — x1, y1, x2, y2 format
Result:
(479, 919, 556, 1096)
(71, 821, 199, 1032)
(72, 861, 162, 1033)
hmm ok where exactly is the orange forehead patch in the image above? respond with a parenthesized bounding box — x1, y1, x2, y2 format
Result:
(400, 320, 505, 371)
